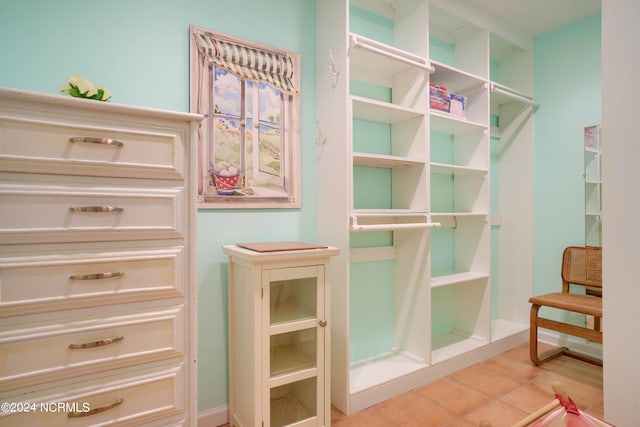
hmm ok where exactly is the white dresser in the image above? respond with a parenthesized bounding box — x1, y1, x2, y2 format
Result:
(0, 87, 201, 426)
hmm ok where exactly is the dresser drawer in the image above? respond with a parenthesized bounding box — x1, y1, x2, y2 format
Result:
(0, 307, 185, 391)
(0, 179, 185, 244)
(0, 245, 185, 317)
(0, 115, 186, 180)
(0, 363, 186, 427)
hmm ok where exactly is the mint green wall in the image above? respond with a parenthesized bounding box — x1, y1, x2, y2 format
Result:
(0, 0, 603, 413)
(533, 14, 601, 297)
(0, 0, 317, 413)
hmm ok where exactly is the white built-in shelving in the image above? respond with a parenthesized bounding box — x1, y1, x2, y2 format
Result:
(488, 28, 537, 343)
(317, 0, 536, 415)
(427, 1, 492, 367)
(584, 124, 602, 246)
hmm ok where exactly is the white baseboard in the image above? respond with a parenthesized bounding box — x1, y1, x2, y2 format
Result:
(198, 405, 229, 427)
(196, 331, 600, 425)
(349, 331, 529, 414)
(538, 330, 603, 360)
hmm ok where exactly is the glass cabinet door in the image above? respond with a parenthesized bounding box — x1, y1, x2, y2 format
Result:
(270, 329, 317, 377)
(264, 265, 325, 427)
(269, 274, 318, 324)
(270, 377, 318, 426)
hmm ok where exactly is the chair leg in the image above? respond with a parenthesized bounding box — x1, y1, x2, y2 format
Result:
(562, 349, 603, 366)
(530, 304, 567, 365)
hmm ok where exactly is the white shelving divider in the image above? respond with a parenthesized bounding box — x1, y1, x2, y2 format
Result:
(347, 0, 433, 410)
(489, 30, 536, 342)
(584, 124, 602, 246)
(428, 1, 492, 365)
(317, 0, 537, 415)
(318, 0, 433, 414)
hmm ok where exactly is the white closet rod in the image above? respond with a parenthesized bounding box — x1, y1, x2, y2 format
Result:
(490, 83, 538, 106)
(350, 222, 441, 232)
(351, 38, 429, 71)
(350, 215, 441, 232)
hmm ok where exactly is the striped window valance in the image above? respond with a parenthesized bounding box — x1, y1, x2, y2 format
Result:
(194, 33, 298, 94)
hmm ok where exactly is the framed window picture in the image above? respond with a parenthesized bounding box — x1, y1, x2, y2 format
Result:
(190, 25, 301, 208)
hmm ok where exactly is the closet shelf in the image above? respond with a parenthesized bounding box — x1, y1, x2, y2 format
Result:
(352, 95, 425, 124)
(431, 332, 488, 365)
(354, 153, 424, 168)
(349, 33, 429, 71)
(430, 110, 488, 134)
(490, 82, 538, 107)
(431, 271, 489, 288)
(350, 0, 396, 19)
(430, 162, 488, 175)
(349, 33, 430, 85)
(350, 350, 427, 395)
(430, 60, 486, 93)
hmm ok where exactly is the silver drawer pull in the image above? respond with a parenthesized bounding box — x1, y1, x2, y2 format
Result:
(68, 335, 124, 350)
(68, 398, 124, 418)
(69, 206, 124, 213)
(69, 136, 124, 147)
(69, 272, 124, 280)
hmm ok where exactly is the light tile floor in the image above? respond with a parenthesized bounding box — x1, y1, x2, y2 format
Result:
(330, 344, 605, 427)
(220, 343, 604, 427)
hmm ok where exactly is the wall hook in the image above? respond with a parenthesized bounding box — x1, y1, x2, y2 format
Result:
(316, 120, 327, 159)
(328, 49, 340, 76)
(328, 49, 341, 87)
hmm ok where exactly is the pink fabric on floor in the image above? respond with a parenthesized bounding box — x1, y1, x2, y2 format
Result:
(529, 395, 615, 427)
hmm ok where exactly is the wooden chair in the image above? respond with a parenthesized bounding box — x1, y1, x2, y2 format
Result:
(529, 246, 602, 366)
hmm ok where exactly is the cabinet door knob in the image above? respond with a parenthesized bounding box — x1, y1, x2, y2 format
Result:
(319, 319, 327, 327)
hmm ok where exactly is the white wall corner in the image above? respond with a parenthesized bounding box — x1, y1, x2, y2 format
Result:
(429, 0, 533, 51)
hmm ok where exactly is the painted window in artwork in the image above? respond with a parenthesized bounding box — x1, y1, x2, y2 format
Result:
(191, 26, 301, 208)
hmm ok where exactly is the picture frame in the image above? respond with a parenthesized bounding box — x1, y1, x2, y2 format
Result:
(190, 25, 301, 209)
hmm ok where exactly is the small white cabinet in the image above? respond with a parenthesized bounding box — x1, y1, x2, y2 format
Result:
(223, 244, 339, 427)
